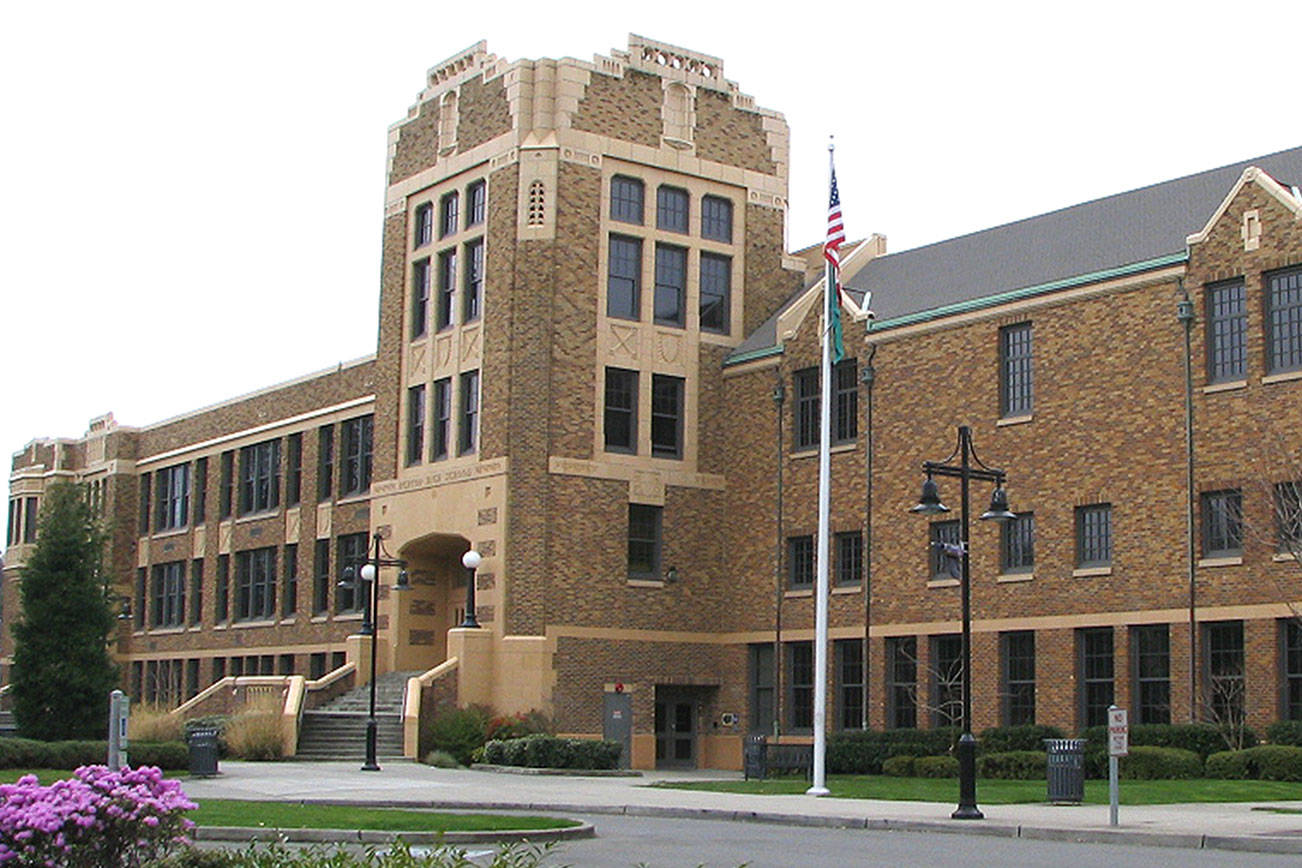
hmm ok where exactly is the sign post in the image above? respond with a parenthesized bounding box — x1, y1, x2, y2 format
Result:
(107, 690, 130, 771)
(1107, 705, 1128, 827)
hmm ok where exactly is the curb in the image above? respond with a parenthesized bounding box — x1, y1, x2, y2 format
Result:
(194, 821, 595, 846)
(283, 798, 1302, 855)
(471, 764, 642, 778)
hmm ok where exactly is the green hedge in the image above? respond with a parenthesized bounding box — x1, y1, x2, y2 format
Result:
(978, 725, 1066, 754)
(480, 734, 622, 770)
(1208, 745, 1302, 781)
(914, 755, 959, 778)
(1266, 721, 1302, 747)
(826, 728, 959, 774)
(1079, 723, 1255, 778)
(977, 750, 1046, 780)
(1118, 746, 1202, 780)
(0, 737, 188, 770)
(881, 755, 915, 777)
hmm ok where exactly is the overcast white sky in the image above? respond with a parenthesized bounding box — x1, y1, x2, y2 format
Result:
(2, 0, 1300, 517)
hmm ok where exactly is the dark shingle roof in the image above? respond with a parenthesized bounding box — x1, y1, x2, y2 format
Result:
(727, 146, 1302, 365)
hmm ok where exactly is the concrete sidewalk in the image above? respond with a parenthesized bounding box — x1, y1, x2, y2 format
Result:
(180, 760, 1302, 855)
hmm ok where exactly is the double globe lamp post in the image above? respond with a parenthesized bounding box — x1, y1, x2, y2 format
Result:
(910, 424, 1016, 820)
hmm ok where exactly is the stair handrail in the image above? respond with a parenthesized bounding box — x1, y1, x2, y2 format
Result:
(404, 657, 459, 759)
(302, 662, 357, 710)
(282, 675, 306, 757)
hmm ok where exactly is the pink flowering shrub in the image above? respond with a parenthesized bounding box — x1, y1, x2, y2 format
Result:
(0, 765, 196, 866)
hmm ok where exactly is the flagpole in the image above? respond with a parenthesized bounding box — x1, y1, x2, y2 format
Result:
(807, 139, 835, 796)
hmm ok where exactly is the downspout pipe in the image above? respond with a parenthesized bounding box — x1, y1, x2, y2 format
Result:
(861, 345, 876, 730)
(773, 373, 785, 739)
(1177, 278, 1197, 723)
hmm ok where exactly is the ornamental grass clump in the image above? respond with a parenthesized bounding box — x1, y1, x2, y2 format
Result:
(0, 764, 196, 866)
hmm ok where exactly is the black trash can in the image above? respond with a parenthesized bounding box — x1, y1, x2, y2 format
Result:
(187, 727, 220, 777)
(1044, 738, 1086, 803)
(743, 734, 767, 781)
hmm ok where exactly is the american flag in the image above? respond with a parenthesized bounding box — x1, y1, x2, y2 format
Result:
(824, 166, 845, 269)
(824, 160, 846, 362)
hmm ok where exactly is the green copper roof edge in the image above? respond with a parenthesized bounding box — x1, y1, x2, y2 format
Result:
(867, 252, 1189, 334)
(723, 343, 784, 367)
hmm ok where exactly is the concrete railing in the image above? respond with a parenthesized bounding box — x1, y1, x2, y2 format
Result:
(403, 658, 459, 759)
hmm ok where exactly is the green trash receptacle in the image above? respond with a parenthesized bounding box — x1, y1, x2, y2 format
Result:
(1044, 738, 1086, 803)
(187, 727, 220, 777)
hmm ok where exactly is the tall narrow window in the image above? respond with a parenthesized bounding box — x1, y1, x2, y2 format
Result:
(1284, 620, 1302, 721)
(437, 249, 456, 330)
(929, 519, 961, 579)
(1079, 627, 1114, 727)
(411, 258, 431, 339)
(1133, 624, 1170, 724)
(155, 464, 190, 532)
(215, 554, 230, 622)
(1001, 512, 1035, 573)
(1206, 279, 1246, 383)
(407, 385, 426, 466)
(607, 236, 642, 320)
(627, 504, 662, 579)
(282, 543, 298, 618)
(439, 191, 459, 238)
(1201, 490, 1242, 558)
(135, 568, 146, 629)
(313, 538, 330, 615)
(788, 642, 814, 731)
(317, 426, 334, 500)
(1002, 631, 1035, 725)
(458, 371, 479, 455)
(835, 639, 864, 730)
(650, 374, 683, 459)
(931, 634, 962, 727)
(1205, 620, 1245, 725)
(834, 530, 862, 587)
(6, 499, 17, 547)
(235, 547, 276, 621)
(150, 561, 185, 628)
(794, 368, 819, 450)
(749, 644, 775, 735)
(834, 359, 858, 444)
(1000, 322, 1033, 417)
(1267, 266, 1302, 375)
(189, 559, 203, 627)
(139, 474, 151, 535)
(463, 239, 483, 322)
(414, 202, 433, 247)
(1275, 481, 1302, 554)
(610, 176, 644, 224)
(432, 378, 451, 461)
(336, 533, 368, 613)
(886, 636, 917, 729)
(340, 415, 373, 497)
(604, 367, 637, 453)
(23, 497, 37, 544)
(699, 253, 730, 333)
(1076, 503, 1112, 568)
(238, 440, 280, 515)
(219, 451, 234, 518)
(466, 180, 486, 227)
(654, 244, 687, 327)
(701, 195, 733, 243)
(787, 535, 813, 588)
(193, 457, 208, 524)
(286, 433, 302, 507)
(656, 186, 689, 233)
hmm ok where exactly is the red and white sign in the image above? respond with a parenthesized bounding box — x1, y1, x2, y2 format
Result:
(1108, 707, 1129, 757)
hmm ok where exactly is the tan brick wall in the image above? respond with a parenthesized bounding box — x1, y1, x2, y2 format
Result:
(694, 89, 778, 176)
(569, 69, 662, 149)
(389, 99, 439, 186)
(457, 75, 511, 152)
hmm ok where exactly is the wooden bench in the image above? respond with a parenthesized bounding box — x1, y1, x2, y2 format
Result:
(744, 737, 813, 780)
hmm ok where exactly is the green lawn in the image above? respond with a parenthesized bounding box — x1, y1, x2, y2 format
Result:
(190, 800, 579, 833)
(651, 775, 1302, 805)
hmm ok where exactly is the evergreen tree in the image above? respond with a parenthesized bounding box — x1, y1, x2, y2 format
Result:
(10, 483, 118, 739)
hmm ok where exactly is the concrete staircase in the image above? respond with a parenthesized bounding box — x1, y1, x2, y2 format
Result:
(295, 671, 419, 761)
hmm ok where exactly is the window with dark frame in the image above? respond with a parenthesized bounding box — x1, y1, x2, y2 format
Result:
(749, 643, 775, 735)
(1267, 266, 1302, 375)
(607, 235, 642, 320)
(701, 195, 732, 243)
(1075, 503, 1112, 568)
(834, 359, 858, 444)
(886, 636, 917, 729)
(193, 457, 208, 524)
(23, 497, 38, 544)
(931, 634, 962, 727)
(414, 202, 433, 247)
(699, 253, 730, 333)
(1201, 489, 1243, 558)
(1002, 631, 1035, 726)
(189, 558, 203, 627)
(835, 638, 864, 730)
(654, 244, 687, 327)
(407, 385, 426, 466)
(1133, 624, 1170, 725)
(834, 530, 862, 587)
(1079, 627, 1114, 727)
(439, 191, 459, 238)
(1284, 620, 1302, 721)
(285, 434, 301, 507)
(317, 426, 334, 500)
(135, 568, 146, 629)
(627, 504, 661, 579)
(1206, 279, 1246, 383)
(216, 554, 229, 622)
(155, 463, 190, 532)
(458, 371, 479, 455)
(150, 561, 185, 628)
(139, 474, 151, 535)
(795, 367, 819, 450)
(466, 180, 486, 227)
(432, 377, 451, 461)
(437, 249, 456, 330)
(1001, 512, 1034, 573)
(313, 538, 330, 615)
(604, 367, 637, 453)
(788, 534, 813, 588)
(463, 238, 483, 322)
(656, 185, 689, 233)
(1275, 481, 1302, 554)
(999, 322, 1033, 417)
(282, 544, 297, 618)
(788, 641, 814, 731)
(1205, 620, 1244, 725)
(650, 374, 683, 459)
(234, 547, 276, 621)
(411, 258, 430, 339)
(340, 415, 373, 497)
(610, 176, 644, 224)
(336, 532, 368, 613)
(238, 440, 280, 515)
(929, 519, 961, 579)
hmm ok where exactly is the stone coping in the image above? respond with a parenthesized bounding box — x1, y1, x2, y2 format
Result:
(471, 763, 642, 778)
(194, 820, 595, 845)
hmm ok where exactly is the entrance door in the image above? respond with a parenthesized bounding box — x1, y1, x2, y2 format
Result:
(654, 689, 697, 769)
(602, 692, 632, 769)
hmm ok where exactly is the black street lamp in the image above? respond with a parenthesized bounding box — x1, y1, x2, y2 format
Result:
(460, 549, 481, 628)
(910, 425, 1015, 820)
(340, 532, 410, 771)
